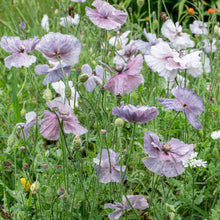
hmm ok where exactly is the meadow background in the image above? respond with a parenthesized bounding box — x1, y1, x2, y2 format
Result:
(0, 0, 220, 219)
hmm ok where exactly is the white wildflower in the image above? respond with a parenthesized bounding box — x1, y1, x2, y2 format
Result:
(211, 130, 220, 140)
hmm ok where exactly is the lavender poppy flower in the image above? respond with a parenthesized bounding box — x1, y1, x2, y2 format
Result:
(0, 36, 39, 69)
(93, 149, 125, 183)
(157, 86, 204, 130)
(135, 28, 163, 55)
(40, 100, 87, 140)
(81, 64, 109, 92)
(104, 195, 148, 220)
(142, 131, 194, 177)
(86, 0, 128, 31)
(36, 32, 81, 66)
(144, 42, 182, 80)
(161, 19, 195, 50)
(104, 54, 144, 95)
(112, 101, 159, 124)
(189, 20, 208, 35)
(35, 61, 71, 85)
(17, 112, 41, 140)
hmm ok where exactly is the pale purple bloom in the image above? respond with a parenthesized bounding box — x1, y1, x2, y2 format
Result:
(51, 80, 79, 109)
(161, 19, 195, 50)
(81, 64, 109, 92)
(189, 20, 208, 35)
(93, 149, 125, 183)
(40, 100, 87, 140)
(112, 101, 159, 124)
(203, 38, 217, 53)
(135, 29, 162, 55)
(0, 36, 39, 69)
(36, 32, 81, 66)
(86, 0, 128, 31)
(144, 42, 182, 80)
(17, 112, 41, 140)
(104, 195, 148, 220)
(142, 131, 194, 177)
(104, 54, 144, 95)
(35, 61, 71, 85)
(157, 86, 204, 130)
(19, 20, 26, 31)
(41, 14, 49, 32)
(109, 31, 130, 49)
(179, 51, 203, 77)
(60, 15, 80, 27)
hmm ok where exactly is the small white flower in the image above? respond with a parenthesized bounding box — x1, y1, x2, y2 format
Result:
(41, 14, 49, 32)
(45, 150, 50, 157)
(60, 15, 80, 27)
(52, 80, 79, 109)
(203, 38, 217, 53)
(189, 20, 208, 35)
(211, 130, 220, 140)
(183, 152, 207, 168)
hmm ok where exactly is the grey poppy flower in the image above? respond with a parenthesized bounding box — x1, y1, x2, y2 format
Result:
(93, 149, 125, 183)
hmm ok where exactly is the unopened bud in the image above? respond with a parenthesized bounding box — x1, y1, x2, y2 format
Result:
(57, 187, 65, 196)
(54, 9, 59, 15)
(115, 118, 124, 127)
(137, 0, 144, 8)
(73, 135, 82, 151)
(79, 73, 89, 83)
(160, 12, 168, 22)
(65, 84, 72, 101)
(30, 181, 40, 194)
(20, 108, 26, 117)
(23, 163, 30, 170)
(43, 88, 52, 103)
(20, 146, 26, 152)
(214, 25, 219, 35)
(56, 165, 62, 174)
(116, 42, 122, 50)
(153, 19, 158, 30)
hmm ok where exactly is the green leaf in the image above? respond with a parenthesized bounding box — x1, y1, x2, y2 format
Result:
(178, 0, 186, 21)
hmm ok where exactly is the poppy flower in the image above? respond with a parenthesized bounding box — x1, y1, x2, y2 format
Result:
(189, 20, 208, 35)
(85, 0, 128, 31)
(142, 131, 194, 177)
(157, 86, 204, 130)
(0, 36, 39, 69)
(104, 54, 144, 95)
(93, 149, 126, 183)
(112, 101, 159, 124)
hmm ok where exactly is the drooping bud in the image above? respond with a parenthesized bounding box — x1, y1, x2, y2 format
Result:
(137, 0, 144, 8)
(57, 187, 65, 196)
(20, 108, 26, 117)
(153, 19, 158, 30)
(43, 88, 52, 103)
(79, 73, 89, 83)
(115, 118, 124, 127)
(54, 9, 59, 15)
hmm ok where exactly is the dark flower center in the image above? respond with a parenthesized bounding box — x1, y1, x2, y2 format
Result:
(19, 46, 25, 53)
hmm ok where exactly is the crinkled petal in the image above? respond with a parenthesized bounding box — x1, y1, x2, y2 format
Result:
(157, 98, 184, 111)
(35, 64, 50, 75)
(184, 109, 202, 130)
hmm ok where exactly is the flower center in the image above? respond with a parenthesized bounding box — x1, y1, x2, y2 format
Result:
(19, 46, 25, 53)
(163, 144, 171, 153)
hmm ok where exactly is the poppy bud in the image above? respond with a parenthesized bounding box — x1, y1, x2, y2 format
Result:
(73, 135, 82, 151)
(57, 187, 65, 196)
(137, 0, 144, 8)
(214, 25, 219, 35)
(65, 84, 72, 101)
(20, 108, 26, 117)
(115, 118, 124, 127)
(79, 73, 89, 83)
(30, 181, 40, 194)
(43, 88, 52, 103)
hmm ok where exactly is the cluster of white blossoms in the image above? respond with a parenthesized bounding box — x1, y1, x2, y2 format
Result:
(183, 152, 207, 168)
(211, 130, 220, 140)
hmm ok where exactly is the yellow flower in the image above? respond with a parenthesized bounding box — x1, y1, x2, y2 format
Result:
(20, 178, 31, 192)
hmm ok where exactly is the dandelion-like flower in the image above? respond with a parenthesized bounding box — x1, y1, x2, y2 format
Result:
(104, 54, 144, 95)
(40, 100, 87, 140)
(17, 111, 41, 140)
(112, 101, 159, 124)
(104, 195, 148, 220)
(36, 32, 81, 66)
(0, 36, 39, 69)
(20, 178, 31, 192)
(142, 131, 194, 177)
(86, 0, 128, 31)
(157, 86, 204, 130)
(93, 149, 125, 183)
